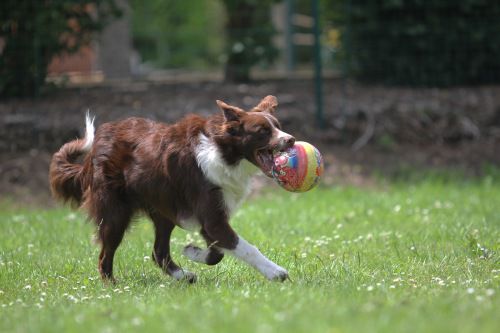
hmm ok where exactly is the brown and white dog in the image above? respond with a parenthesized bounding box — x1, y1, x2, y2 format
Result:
(49, 95, 295, 283)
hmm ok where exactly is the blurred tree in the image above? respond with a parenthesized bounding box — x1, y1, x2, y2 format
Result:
(222, 0, 278, 82)
(130, 0, 224, 70)
(0, 0, 121, 98)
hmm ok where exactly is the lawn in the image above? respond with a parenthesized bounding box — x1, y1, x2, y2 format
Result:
(1, 174, 499, 333)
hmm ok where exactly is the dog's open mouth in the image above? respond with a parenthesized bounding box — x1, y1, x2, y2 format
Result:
(254, 148, 275, 177)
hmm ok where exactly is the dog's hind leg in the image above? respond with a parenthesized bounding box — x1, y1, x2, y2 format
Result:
(98, 222, 128, 283)
(92, 194, 133, 283)
(183, 229, 224, 265)
(149, 211, 197, 283)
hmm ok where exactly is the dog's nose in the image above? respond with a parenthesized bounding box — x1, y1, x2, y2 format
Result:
(284, 136, 295, 148)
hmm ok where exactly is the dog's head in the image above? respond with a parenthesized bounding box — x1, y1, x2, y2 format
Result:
(214, 95, 295, 177)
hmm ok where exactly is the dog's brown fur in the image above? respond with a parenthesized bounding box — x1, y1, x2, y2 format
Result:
(49, 96, 294, 282)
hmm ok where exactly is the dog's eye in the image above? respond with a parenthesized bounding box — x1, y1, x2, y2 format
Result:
(227, 127, 240, 136)
(258, 127, 271, 135)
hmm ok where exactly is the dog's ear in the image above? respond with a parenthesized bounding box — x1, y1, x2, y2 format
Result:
(251, 95, 278, 113)
(216, 100, 245, 122)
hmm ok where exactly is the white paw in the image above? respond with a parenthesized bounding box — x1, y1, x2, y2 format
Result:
(183, 244, 208, 263)
(169, 268, 197, 283)
(262, 265, 289, 282)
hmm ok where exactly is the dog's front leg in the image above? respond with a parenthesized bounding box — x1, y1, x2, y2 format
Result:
(225, 236, 289, 282)
(196, 196, 288, 281)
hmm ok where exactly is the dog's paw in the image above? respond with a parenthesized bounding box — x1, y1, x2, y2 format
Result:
(183, 244, 202, 259)
(182, 271, 198, 284)
(183, 244, 212, 264)
(264, 266, 289, 282)
(169, 268, 197, 283)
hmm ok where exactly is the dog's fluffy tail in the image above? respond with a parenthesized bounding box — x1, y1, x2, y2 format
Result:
(49, 113, 95, 206)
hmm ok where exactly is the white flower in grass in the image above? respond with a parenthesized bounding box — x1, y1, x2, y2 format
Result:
(131, 317, 142, 326)
(389, 285, 396, 289)
(393, 205, 401, 213)
(143, 255, 150, 262)
(467, 288, 475, 294)
(486, 289, 495, 297)
(366, 285, 374, 291)
(67, 295, 78, 303)
(24, 285, 31, 290)
(432, 277, 446, 286)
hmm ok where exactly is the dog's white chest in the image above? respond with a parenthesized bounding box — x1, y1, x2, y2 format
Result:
(194, 134, 257, 215)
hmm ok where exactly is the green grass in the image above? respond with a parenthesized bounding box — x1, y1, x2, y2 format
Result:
(1, 176, 499, 333)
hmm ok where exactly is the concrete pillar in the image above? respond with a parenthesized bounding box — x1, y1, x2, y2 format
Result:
(98, 0, 132, 80)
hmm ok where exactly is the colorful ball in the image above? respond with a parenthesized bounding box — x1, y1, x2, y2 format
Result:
(271, 141, 324, 192)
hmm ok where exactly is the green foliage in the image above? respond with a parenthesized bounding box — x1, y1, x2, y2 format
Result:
(328, 0, 500, 86)
(129, 0, 225, 69)
(222, 0, 279, 82)
(1, 175, 500, 332)
(0, 0, 121, 98)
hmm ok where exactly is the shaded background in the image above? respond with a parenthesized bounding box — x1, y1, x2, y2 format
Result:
(1, 0, 499, 203)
